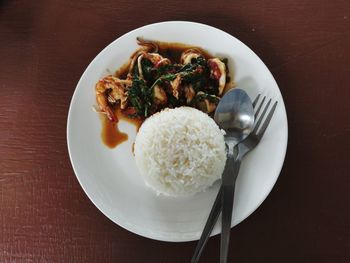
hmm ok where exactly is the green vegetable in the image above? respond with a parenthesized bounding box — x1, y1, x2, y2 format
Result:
(140, 58, 154, 82)
(128, 77, 153, 117)
(150, 73, 177, 90)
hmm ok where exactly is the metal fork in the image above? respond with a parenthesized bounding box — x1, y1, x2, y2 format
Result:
(191, 95, 278, 263)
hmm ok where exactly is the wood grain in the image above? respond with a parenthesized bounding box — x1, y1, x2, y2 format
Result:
(1, 0, 349, 262)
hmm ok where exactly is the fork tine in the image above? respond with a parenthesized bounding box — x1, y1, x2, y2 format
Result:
(252, 94, 261, 108)
(256, 101, 278, 138)
(253, 98, 271, 134)
(254, 96, 266, 119)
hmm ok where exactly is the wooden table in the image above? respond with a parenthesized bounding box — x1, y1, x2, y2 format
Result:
(1, 0, 349, 262)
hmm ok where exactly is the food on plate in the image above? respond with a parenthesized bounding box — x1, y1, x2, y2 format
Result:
(94, 38, 232, 148)
(134, 107, 226, 196)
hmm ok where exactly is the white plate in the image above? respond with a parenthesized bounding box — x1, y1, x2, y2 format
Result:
(67, 21, 288, 242)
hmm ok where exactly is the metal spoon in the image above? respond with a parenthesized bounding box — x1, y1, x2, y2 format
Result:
(215, 88, 255, 263)
(214, 88, 255, 145)
(191, 88, 254, 263)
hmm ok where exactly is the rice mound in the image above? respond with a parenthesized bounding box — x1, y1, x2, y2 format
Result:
(134, 107, 226, 196)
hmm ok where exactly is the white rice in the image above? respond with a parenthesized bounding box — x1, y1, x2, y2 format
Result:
(134, 107, 226, 196)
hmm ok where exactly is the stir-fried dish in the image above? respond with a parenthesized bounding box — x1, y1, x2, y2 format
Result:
(95, 38, 232, 148)
(96, 38, 230, 120)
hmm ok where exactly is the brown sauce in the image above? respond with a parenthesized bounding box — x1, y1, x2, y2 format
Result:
(115, 61, 130, 79)
(115, 107, 143, 131)
(101, 107, 143, 148)
(101, 41, 214, 149)
(101, 116, 128, 148)
(132, 142, 135, 155)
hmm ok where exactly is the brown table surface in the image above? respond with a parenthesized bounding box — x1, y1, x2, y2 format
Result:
(1, 0, 350, 262)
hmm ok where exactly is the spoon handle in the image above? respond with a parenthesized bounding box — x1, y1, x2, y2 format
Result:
(220, 156, 241, 263)
(191, 186, 223, 263)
